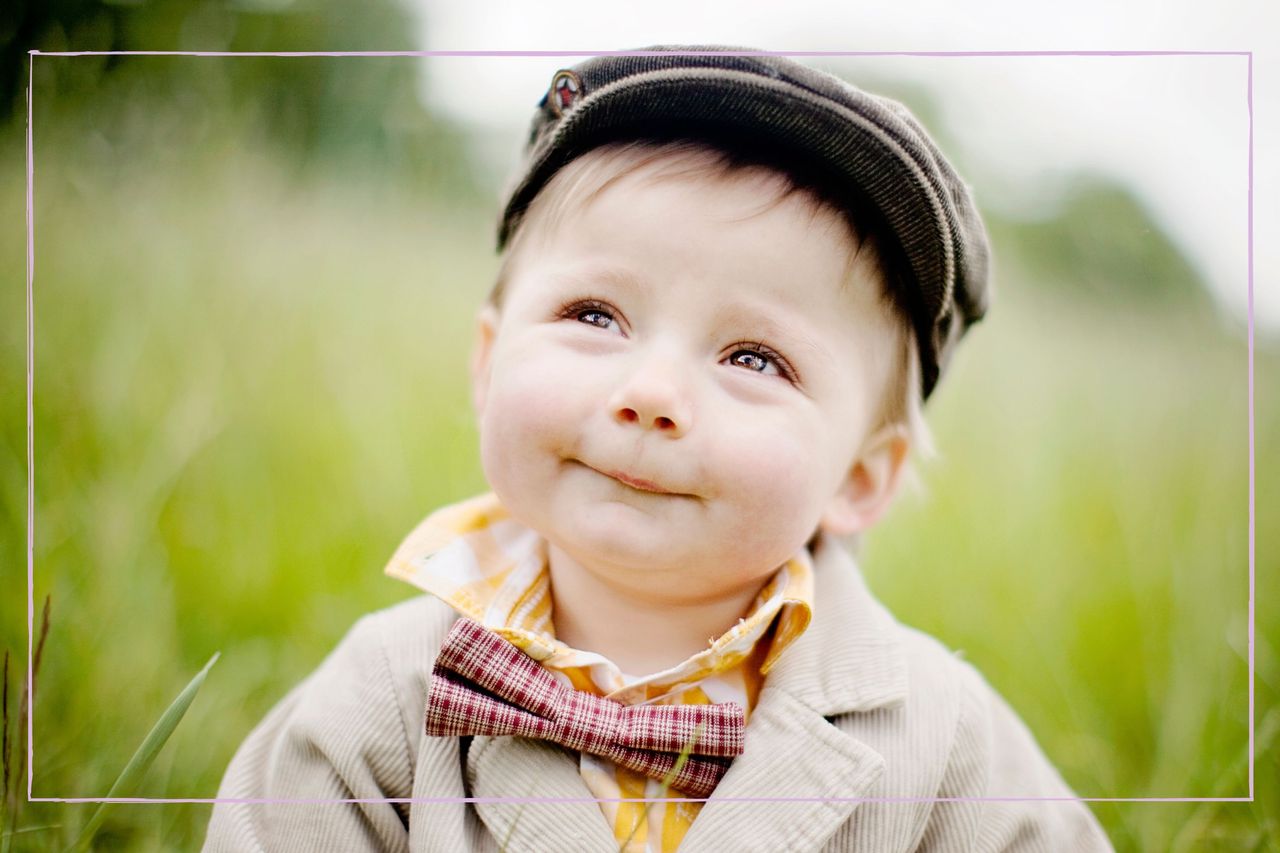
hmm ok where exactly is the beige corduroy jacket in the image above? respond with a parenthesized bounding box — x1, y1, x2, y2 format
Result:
(204, 537, 1112, 852)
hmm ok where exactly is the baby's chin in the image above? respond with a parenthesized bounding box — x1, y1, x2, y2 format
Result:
(545, 519, 782, 602)
(495, 480, 814, 596)
(550, 500, 698, 569)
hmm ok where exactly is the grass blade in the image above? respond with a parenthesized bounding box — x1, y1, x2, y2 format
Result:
(3, 823, 61, 839)
(67, 652, 219, 853)
(2, 649, 9, 803)
(6, 596, 50, 853)
(1, 649, 8, 852)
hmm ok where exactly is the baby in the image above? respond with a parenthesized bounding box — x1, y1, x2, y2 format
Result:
(206, 48, 1112, 851)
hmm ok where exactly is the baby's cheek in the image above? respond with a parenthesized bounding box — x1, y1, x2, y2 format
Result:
(718, 427, 811, 492)
(479, 363, 572, 483)
(710, 431, 824, 544)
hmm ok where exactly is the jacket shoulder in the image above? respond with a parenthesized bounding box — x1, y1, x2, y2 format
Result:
(340, 594, 460, 735)
(889, 624, 1113, 850)
(891, 623, 1070, 793)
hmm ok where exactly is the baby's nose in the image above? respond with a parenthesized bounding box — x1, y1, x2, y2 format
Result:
(610, 357, 693, 437)
(615, 406, 681, 433)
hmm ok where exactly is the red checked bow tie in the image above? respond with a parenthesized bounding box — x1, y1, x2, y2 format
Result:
(423, 618, 745, 798)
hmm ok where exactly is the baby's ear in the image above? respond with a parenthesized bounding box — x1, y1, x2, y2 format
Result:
(820, 424, 910, 536)
(470, 305, 499, 416)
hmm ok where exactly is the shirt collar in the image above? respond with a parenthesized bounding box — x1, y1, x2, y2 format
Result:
(763, 532, 910, 716)
(384, 493, 814, 704)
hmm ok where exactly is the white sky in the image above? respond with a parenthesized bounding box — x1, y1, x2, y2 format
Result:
(408, 0, 1276, 330)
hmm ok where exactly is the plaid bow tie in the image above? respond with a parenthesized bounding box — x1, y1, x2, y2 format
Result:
(423, 618, 745, 798)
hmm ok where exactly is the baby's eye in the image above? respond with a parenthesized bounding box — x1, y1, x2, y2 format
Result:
(558, 299, 623, 333)
(723, 344, 798, 383)
(727, 343, 793, 379)
(578, 308, 617, 330)
(728, 349, 776, 374)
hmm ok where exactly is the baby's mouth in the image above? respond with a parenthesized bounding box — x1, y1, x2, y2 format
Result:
(574, 459, 691, 497)
(604, 469, 675, 494)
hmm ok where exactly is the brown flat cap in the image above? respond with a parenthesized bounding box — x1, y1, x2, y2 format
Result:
(498, 47, 991, 398)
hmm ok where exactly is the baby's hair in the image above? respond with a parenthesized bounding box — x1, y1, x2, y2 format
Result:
(491, 139, 934, 470)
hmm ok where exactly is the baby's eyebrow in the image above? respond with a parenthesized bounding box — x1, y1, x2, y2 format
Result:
(556, 264, 647, 295)
(714, 304, 832, 364)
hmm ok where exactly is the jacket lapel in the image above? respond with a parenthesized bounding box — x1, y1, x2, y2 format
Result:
(467, 734, 617, 852)
(675, 685, 886, 852)
(679, 535, 909, 852)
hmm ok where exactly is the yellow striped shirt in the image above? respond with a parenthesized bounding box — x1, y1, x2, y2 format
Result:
(385, 493, 815, 852)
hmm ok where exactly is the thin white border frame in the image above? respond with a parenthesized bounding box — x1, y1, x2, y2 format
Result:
(22, 48, 1255, 806)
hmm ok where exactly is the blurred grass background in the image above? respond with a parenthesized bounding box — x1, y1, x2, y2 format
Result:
(1, 2, 1277, 850)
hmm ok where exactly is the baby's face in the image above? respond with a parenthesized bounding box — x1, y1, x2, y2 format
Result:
(472, 165, 903, 604)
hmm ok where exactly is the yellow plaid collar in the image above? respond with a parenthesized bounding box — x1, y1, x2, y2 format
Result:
(385, 493, 814, 705)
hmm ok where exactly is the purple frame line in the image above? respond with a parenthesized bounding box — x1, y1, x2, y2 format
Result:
(31, 49, 1250, 58)
(1246, 50, 1255, 803)
(25, 50, 35, 804)
(30, 795, 1257, 805)
(24, 48, 1256, 806)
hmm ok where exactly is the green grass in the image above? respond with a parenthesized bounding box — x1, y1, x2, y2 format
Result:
(68, 651, 218, 852)
(1, 120, 1275, 850)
